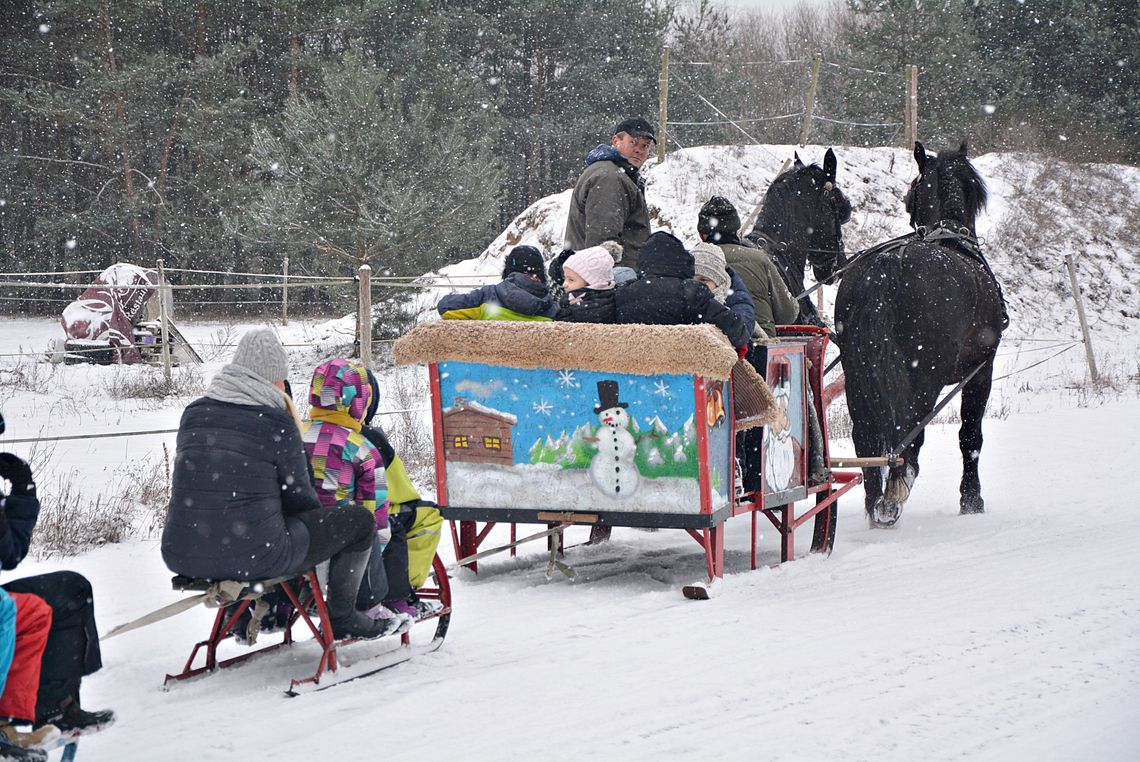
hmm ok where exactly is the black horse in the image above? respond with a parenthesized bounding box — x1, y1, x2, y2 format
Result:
(832, 141, 1004, 527)
(747, 148, 853, 325)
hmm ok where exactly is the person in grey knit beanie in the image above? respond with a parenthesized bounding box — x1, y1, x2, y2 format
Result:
(165, 325, 392, 640)
(231, 327, 290, 382)
(205, 327, 291, 410)
(691, 241, 731, 302)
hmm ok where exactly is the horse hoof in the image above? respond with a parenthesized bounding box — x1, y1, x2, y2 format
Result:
(960, 500, 985, 515)
(869, 500, 902, 528)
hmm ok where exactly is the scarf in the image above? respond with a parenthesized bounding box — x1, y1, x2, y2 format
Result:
(310, 406, 362, 433)
(205, 363, 286, 410)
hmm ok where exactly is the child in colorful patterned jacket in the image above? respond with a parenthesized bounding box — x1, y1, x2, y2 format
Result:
(361, 370, 445, 620)
(302, 358, 413, 635)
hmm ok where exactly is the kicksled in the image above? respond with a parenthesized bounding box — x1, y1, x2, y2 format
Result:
(103, 555, 451, 696)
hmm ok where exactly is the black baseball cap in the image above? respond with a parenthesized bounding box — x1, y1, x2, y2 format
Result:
(613, 117, 656, 142)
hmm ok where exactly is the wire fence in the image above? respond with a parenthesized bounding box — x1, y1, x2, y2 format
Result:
(664, 53, 906, 152)
(0, 262, 501, 322)
(0, 260, 497, 368)
(0, 406, 432, 447)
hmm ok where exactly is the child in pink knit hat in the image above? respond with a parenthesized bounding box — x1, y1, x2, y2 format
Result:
(554, 245, 618, 324)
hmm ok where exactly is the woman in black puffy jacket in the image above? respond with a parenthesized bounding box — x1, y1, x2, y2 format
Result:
(614, 231, 751, 349)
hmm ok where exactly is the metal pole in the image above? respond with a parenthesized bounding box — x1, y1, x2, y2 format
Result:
(657, 46, 670, 164)
(798, 52, 822, 147)
(282, 256, 289, 325)
(1064, 253, 1099, 383)
(358, 264, 372, 367)
(156, 258, 172, 384)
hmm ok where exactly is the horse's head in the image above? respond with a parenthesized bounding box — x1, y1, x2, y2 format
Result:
(904, 141, 988, 234)
(756, 148, 852, 284)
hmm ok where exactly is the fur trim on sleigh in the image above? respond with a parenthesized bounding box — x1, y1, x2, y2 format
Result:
(395, 321, 744, 378)
(394, 321, 777, 429)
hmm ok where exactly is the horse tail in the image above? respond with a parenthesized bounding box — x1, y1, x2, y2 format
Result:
(841, 252, 911, 456)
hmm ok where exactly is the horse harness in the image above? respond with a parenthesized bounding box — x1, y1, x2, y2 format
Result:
(801, 223, 1009, 329)
(912, 222, 1009, 329)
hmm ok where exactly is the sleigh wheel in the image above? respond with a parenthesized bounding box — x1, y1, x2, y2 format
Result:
(810, 487, 838, 555)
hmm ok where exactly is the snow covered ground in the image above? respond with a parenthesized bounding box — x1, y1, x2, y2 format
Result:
(2, 143, 1139, 760)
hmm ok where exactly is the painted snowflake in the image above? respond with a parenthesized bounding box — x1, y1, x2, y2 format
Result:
(556, 370, 579, 389)
(532, 399, 553, 416)
(653, 379, 673, 399)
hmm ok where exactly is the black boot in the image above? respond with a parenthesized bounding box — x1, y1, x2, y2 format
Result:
(34, 697, 114, 735)
(326, 547, 388, 640)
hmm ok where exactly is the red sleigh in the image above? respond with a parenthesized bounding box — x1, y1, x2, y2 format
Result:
(394, 321, 863, 595)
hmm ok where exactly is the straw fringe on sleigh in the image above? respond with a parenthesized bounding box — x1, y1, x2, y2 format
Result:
(394, 321, 777, 430)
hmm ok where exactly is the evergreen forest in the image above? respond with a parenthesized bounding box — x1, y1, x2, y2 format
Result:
(1, 0, 1135, 316)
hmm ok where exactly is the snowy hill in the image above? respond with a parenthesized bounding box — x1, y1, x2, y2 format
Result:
(424, 144, 1140, 361)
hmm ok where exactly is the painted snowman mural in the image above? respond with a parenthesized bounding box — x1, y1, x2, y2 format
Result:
(589, 380, 640, 498)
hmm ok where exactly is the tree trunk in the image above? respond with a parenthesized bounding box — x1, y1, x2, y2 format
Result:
(100, 0, 143, 257)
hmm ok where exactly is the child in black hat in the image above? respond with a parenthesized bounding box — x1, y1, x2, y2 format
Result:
(436, 244, 559, 321)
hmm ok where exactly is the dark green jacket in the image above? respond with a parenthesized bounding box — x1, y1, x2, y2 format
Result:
(719, 240, 798, 337)
(564, 145, 650, 272)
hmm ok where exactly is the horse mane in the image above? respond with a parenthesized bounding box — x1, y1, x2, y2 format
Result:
(757, 161, 827, 230)
(928, 143, 988, 226)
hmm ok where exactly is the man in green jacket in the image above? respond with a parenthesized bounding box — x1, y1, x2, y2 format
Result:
(699, 196, 828, 485)
(697, 195, 798, 338)
(564, 117, 655, 275)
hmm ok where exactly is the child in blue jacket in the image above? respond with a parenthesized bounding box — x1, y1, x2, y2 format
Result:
(437, 245, 558, 321)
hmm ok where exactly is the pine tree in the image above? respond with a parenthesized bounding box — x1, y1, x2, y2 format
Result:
(837, 0, 988, 149)
(971, 0, 1139, 161)
(234, 50, 504, 282)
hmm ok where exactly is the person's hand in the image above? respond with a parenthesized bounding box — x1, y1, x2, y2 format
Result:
(376, 526, 392, 546)
(0, 453, 35, 497)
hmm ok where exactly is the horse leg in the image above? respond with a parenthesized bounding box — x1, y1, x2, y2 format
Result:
(871, 378, 940, 528)
(958, 358, 995, 514)
(886, 430, 922, 508)
(851, 418, 884, 522)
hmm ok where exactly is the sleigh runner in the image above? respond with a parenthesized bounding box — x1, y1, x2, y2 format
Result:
(395, 321, 863, 589)
(99, 551, 452, 695)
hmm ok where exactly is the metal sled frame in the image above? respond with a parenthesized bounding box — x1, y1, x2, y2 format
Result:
(432, 325, 863, 583)
(164, 556, 453, 693)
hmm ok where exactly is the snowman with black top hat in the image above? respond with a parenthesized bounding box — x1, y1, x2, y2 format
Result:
(589, 380, 640, 499)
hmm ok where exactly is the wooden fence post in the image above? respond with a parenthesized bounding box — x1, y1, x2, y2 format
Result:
(657, 46, 670, 164)
(905, 65, 919, 147)
(156, 258, 172, 384)
(798, 52, 822, 146)
(358, 264, 372, 367)
(1064, 253, 1099, 383)
(282, 256, 289, 325)
(903, 65, 912, 147)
